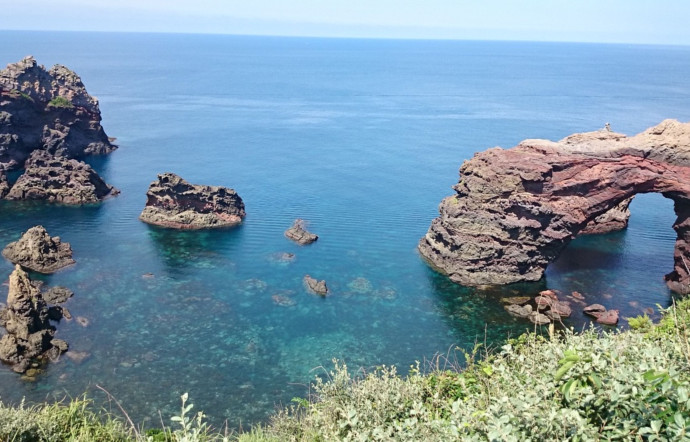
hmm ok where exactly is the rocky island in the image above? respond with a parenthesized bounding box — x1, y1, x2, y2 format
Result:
(139, 172, 246, 229)
(419, 119, 690, 293)
(2, 225, 75, 273)
(0, 56, 118, 203)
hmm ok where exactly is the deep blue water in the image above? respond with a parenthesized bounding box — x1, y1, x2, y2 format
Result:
(0, 31, 689, 427)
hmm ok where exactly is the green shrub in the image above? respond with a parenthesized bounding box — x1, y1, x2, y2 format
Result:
(48, 96, 74, 109)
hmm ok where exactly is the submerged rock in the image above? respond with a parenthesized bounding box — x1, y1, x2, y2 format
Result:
(583, 304, 607, 318)
(596, 309, 620, 325)
(2, 226, 75, 273)
(304, 275, 328, 296)
(0, 265, 67, 373)
(528, 311, 551, 325)
(0, 56, 116, 171)
(5, 151, 119, 204)
(285, 219, 318, 245)
(501, 296, 531, 305)
(139, 173, 245, 229)
(505, 303, 533, 318)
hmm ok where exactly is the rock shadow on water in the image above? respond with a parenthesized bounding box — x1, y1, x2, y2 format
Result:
(146, 224, 243, 271)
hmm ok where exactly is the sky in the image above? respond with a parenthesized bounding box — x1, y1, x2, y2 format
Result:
(2, 0, 689, 45)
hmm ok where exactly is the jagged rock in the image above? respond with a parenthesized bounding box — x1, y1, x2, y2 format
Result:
(304, 275, 328, 296)
(5, 150, 119, 204)
(505, 303, 533, 318)
(581, 197, 633, 234)
(139, 173, 245, 229)
(0, 170, 8, 199)
(418, 120, 690, 293)
(2, 225, 75, 273)
(0, 265, 66, 373)
(285, 219, 318, 245)
(0, 56, 116, 170)
(539, 289, 559, 299)
(41, 286, 73, 304)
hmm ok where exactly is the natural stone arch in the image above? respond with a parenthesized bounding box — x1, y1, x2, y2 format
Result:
(419, 120, 690, 294)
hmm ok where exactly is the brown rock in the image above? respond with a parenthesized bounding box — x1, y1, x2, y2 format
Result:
(418, 119, 690, 293)
(0, 265, 66, 373)
(571, 291, 585, 300)
(505, 303, 533, 318)
(0, 56, 116, 171)
(139, 173, 245, 229)
(500, 296, 531, 305)
(580, 197, 633, 234)
(2, 226, 75, 273)
(528, 311, 551, 325)
(285, 219, 318, 245)
(583, 304, 607, 318)
(539, 289, 559, 299)
(550, 301, 572, 317)
(5, 151, 119, 204)
(304, 275, 328, 296)
(596, 309, 620, 325)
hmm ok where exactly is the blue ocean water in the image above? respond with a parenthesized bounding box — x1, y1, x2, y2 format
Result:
(0, 31, 689, 427)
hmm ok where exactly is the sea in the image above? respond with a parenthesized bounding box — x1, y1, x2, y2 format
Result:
(0, 31, 689, 428)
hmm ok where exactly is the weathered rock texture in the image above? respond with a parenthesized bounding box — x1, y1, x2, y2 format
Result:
(580, 196, 633, 235)
(2, 225, 75, 273)
(0, 56, 115, 170)
(5, 150, 119, 204)
(419, 119, 690, 293)
(304, 275, 328, 296)
(139, 173, 245, 229)
(285, 219, 319, 245)
(0, 265, 68, 373)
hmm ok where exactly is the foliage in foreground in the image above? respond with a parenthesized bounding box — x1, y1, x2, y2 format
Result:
(0, 299, 687, 441)
(260, 298, 690, 441)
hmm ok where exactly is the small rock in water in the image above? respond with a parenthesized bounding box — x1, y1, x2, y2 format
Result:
(550, 301, 572, 318)
(347, 277, 373, 294)
(501, 296, 531, 306)
(304, 275, 328, 296)
(583, 304, 606, 318)
(272, 294, 296, 307)
(528, 311, 551, 325)
(142, 273, 155, 279)
(539, 289, 558, 300)
(571, 291, 585, 300)
(535, 295, 553, 310)
(285, 219, 318, 245)
(596, 309, 619, 326)
(505, 304, 533, 318)
(76, 316, 89, 327)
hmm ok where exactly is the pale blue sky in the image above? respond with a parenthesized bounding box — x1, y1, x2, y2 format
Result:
(2, 0, 689, 45)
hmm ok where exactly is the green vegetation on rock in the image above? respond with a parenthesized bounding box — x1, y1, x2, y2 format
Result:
(47, 96, 74, 109)
(0, 299, 687, 441)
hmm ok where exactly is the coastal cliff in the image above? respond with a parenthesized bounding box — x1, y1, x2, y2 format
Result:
(419, 119, 690, 293)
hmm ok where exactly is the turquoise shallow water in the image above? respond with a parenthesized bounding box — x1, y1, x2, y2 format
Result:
(0, 32, 689, 427)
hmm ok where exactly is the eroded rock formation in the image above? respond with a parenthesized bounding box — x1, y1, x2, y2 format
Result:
(5, 150, 119, 203)
(139, 173, 245, 229)
(419, 119, 690, 293)
(2, 225, 75, 273)
(0, 56, 115, 170)
(285, 219, 318, 245)
(304, 275, 328, 296)
(0, 265, 68, 373)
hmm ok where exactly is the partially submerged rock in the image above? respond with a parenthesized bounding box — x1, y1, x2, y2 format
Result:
(418, 120, 690, 293)
(139, 173, 245, 229)
(0, 56, 116, 171)
(505, 303, 533, 318)
(5, 151, 119, 204)
(285, 219, 318, 245)
(2, 226, 75, 273)
(0, 265, 67, 373)
(304, 275, 328, 296)
(584, 303, 619, 325)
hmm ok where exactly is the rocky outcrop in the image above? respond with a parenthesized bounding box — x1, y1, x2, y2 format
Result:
(304, 275, 328, 296)
(0, 56, 115, 171)
(580, 197, 633, 235)
(5, 150, 119, 204)
(285, 219, 318, 245)
(419, 120, 690, 293)
(2, 226, 75, 273)
(139, 173, 245, 229)
(0, 265, 68, 373)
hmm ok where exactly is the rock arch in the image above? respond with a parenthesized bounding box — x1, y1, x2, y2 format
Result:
(419, 120, 690, 294)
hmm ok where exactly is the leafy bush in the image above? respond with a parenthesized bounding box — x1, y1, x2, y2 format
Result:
(258, 298, 690, 441)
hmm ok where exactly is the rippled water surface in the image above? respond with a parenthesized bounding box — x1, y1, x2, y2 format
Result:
(0, 32, 690, 427)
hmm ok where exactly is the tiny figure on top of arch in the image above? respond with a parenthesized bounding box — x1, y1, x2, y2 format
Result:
(605, 122, 611, 132)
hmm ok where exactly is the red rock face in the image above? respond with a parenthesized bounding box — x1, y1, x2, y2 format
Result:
(419, 119, 690, 294)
